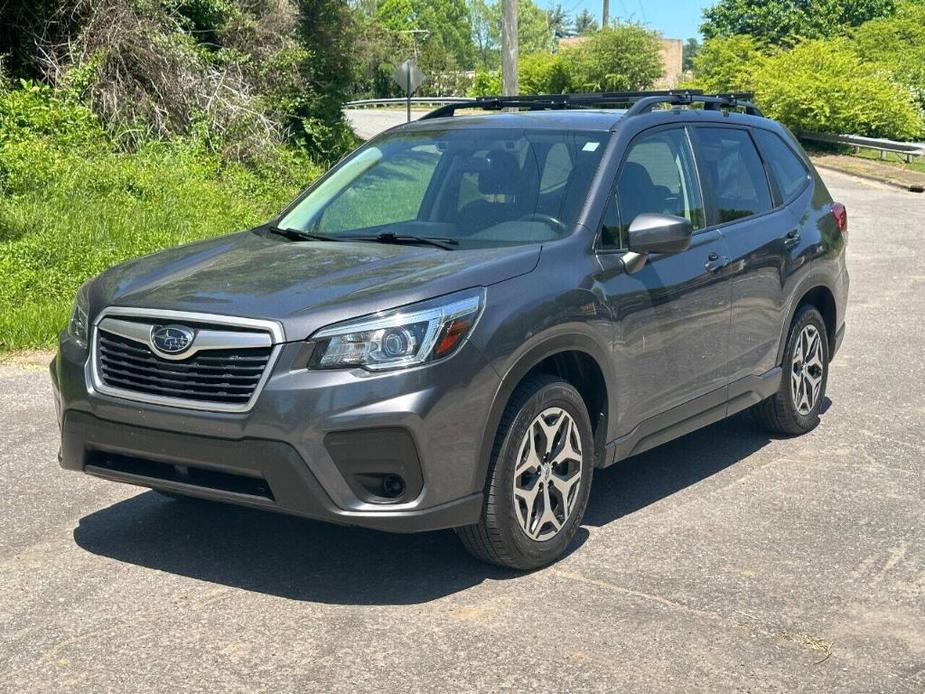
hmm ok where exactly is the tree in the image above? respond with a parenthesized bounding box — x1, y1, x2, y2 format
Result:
(682, 38, 700, 71)
(486, 0, 555, 55)
(376, 0, 475, 71)
(701, 0, 897, 44)
(852, 1, 925, 106)
(561, 24, 663, 91)
(546, 3, 569, 36)
(573, 8, 598, 35)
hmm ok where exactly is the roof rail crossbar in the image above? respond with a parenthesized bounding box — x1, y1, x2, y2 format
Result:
(625, 91, 763, 117)
(421, 90, 763, 120)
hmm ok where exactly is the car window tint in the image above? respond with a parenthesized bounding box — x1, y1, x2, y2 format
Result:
(695, 128, 772, 223)
(753, 129, 810, 202)
(601, 128, 703, 250)
(319, 144, 442, 232)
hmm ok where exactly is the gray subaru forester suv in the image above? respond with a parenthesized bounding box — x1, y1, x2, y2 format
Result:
(52, 91, 849, 569)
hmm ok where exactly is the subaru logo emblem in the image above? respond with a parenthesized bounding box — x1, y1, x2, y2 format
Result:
(151, 325, 195, 356)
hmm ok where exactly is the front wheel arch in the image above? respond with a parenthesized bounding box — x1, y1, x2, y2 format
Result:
(475, 336, 613, 494)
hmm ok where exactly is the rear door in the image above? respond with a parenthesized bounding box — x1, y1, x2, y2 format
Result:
(595, 125, 733, 436)
(691, 125, 797, 383)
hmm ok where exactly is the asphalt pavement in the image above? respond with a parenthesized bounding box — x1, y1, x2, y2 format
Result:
(1, 170, 923, 692)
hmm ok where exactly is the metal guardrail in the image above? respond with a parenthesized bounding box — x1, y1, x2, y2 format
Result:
(800, 131, 925, 163)
(345, 97, 470, 109)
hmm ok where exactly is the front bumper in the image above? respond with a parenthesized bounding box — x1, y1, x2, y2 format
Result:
(51, 333, 499, 532)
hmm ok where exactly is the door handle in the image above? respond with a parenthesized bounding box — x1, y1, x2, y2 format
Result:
(704, 251, 728, 273)
(784, 229, 801, 247)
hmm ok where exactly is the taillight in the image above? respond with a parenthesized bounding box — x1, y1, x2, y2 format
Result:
(831, 202, 847, 234)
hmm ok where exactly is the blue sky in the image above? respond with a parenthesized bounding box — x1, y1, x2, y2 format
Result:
(549, 0, 712, 40)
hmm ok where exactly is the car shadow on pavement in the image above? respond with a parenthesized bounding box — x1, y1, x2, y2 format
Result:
(73, 407, 808, 605)
(584, 410, 776, 527)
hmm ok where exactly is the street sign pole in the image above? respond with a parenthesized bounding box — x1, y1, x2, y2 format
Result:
(392, 59, 425, 123)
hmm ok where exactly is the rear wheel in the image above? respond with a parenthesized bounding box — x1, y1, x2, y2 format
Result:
(456, 375, 594, 570)
(752, 305, 829, 435)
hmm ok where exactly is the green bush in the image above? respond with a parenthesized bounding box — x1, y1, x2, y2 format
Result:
(852, 2, 925, 109)
(0, 85, 320, 350)
(469, 70, 502, 96)
(561, 25, 664, 92)
(519, 53, 571, 95)
(687, 34, 768, 93)
(752, 39, 923, 139)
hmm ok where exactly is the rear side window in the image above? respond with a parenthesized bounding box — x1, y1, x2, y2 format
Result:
(753, 129, 810, 202)
(600, 127, 704, 250)
(695, 128, 772, 224)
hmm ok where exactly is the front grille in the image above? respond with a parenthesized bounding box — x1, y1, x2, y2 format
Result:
(97, 329, 273, 406)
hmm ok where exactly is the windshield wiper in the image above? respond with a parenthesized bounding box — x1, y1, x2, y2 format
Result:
(353, 232, 458, 250)
(268, 225, 342, 242)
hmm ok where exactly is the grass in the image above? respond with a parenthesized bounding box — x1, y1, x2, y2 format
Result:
(850, 147, 925, 173)
(0, 138, 320, 350)
(802, 141, 925, 174)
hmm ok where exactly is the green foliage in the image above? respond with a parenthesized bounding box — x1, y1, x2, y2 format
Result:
(701, 0, 898, 43)
(0, 0, 356, 164)
(0, 81, 106, 150)
(688, 34, 767, 93)
(561, 24, 663, 92)
(852, 2, 925, 107)
(376, 0, 475, 71)
(0, 84, 319, 350)
(573, 9, 599, 35)
(682, 38, 700, 72)
(470, 24, 663, 96)
(519, 53, 570, 95)
(751, 39, 923, 140)
(489, 0, 556, 55)
(469, 70, 502, 96)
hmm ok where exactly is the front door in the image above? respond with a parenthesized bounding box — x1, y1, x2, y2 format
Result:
(594, 125, 733, 437)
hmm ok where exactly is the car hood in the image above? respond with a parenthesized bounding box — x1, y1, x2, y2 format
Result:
(92, 229, 541, 340)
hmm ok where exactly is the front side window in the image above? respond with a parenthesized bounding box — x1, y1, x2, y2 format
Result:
(600, 127, 704, 250)
(695, 127, 772, 224)
(279, 129, 610, 248)
(752, 129, 810, 203)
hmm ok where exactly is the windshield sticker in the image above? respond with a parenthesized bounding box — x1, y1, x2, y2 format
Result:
(582, 141, 600, 152)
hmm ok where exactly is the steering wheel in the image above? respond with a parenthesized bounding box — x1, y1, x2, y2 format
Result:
(519, 213, 567, 233)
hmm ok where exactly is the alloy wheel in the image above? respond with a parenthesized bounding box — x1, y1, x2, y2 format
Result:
(791, 324, 824, 415)
(512, 407, 583, 541)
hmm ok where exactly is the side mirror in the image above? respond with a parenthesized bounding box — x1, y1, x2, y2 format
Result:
(622, 213, 694, 274)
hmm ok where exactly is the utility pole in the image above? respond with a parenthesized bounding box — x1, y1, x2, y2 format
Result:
(501, 0, 518, 96)
(602, 0, 609, 28)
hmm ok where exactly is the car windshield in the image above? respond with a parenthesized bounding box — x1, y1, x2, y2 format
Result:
(278, 127, 611, 248)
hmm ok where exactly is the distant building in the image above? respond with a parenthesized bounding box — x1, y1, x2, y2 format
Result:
(555, 36, 685, 89)
(655, 39, 683, 88)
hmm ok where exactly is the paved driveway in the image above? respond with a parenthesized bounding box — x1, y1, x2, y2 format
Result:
(1, 171, 923, 692)
(343, 108, 427, 139)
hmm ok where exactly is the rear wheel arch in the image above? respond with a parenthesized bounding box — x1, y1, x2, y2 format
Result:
(778, 283, 838, 364)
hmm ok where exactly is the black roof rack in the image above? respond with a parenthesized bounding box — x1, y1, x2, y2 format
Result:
(421, 90, 763, 120)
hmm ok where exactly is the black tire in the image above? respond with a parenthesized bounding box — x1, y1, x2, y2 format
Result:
(752, 305, 829, 436)
(456, 374, 594, 570)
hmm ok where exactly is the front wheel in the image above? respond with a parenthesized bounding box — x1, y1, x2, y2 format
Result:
(456, 375, 594, 570)
(752, 305, 829, 436)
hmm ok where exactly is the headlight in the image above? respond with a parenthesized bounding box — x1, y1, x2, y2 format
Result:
(310, 289, 485, 371)
(67, 282, 91, 348)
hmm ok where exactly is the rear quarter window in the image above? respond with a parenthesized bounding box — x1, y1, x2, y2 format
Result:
(752, 129, 811, 202)
(695, 127, 772, 224)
